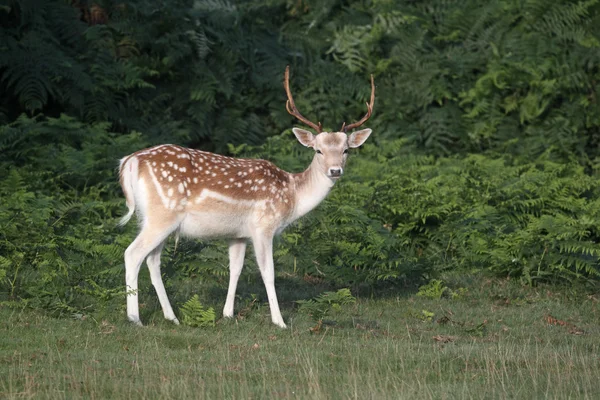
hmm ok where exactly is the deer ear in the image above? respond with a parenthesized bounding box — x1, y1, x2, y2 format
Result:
(293, 128, 316, 148)
(348, 128, 372, 148)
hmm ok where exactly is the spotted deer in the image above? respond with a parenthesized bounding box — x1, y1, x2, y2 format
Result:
(119, 66, 375, 328)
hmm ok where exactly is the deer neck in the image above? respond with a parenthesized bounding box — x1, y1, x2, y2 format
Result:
(290, 157, 335, 222)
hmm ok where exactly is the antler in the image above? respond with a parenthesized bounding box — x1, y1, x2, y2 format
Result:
(341, 74, 375, 132)
(284, 66, 322, 133)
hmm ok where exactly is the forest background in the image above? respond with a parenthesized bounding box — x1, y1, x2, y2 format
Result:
(1, 0, 600, 318)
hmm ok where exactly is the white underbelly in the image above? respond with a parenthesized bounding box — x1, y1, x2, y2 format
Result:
(179, 211, 250, 239)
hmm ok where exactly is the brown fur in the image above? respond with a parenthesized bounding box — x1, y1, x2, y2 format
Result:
(121, 144, 296, 221)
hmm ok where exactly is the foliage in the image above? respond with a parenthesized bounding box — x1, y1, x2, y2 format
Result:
(0, 116, 134, 315)
(279, 0, 600, 160)
(1, 0, 600, 318)
(419, 309, 435, 322)
(179, 294, 216, 327)
(250, 135, 600, 286)
(417, 279, 468, 300)
(296, 288, 356, 322)
(0, 166, 126, 315)
(373, 146, 600, 284)
(1, 0, 597, 157)
(416, 279, 447, 300)
(0, 0, 293, 151)
(2, 115, 600, 319)
(0, 115, 228, 316)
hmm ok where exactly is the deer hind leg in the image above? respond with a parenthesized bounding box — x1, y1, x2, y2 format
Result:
(223, 239, 247, 319)
(252, 233, 286, 328)
(146, 241, 179, 324)
(124, 223, 178, 325)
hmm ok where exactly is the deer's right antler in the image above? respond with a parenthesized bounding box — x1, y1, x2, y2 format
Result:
(284, 66, 322, 133)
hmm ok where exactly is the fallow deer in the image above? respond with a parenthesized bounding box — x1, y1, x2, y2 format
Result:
(119, 66, 375, 328)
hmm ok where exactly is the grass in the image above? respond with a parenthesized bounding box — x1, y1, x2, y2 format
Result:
(1, 275, 599, 399)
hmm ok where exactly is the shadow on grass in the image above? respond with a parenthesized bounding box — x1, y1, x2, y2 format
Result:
(135, 238, 426, 325)
(136, 266, 424, 327)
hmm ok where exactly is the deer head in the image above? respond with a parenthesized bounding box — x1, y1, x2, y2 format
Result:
(284, 66, 374, 179)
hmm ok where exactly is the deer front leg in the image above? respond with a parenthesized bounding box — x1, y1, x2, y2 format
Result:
(223, 239, 247, 319)
(252, 233, 286, 328)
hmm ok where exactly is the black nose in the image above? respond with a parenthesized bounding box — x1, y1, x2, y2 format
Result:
(329, 168, 342, 177)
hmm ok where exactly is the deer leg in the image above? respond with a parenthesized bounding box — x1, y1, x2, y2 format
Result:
(146, 241, 179, 324)
(223, 239, 247, 319)
(252, 233, 286, 328)
(124, 225, 176, 325)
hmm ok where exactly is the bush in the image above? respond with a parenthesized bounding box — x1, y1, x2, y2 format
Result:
(2, 0, 600, 319)
(364, 147, 600, 283)
(245, 134, 600, 286)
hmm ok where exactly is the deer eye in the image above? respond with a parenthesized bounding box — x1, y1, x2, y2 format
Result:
(343, 149, 349, 154)
(316, 149, 322, 154)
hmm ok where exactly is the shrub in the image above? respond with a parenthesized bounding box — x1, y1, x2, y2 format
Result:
(254, 135, 600, 285)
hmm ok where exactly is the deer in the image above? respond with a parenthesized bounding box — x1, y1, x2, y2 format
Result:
(118, 66, 375, 328)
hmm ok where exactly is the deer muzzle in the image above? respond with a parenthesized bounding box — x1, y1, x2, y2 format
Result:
(328, 167, 343, 178)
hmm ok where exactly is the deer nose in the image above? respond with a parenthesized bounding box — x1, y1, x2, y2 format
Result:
(329, 167, 343, 177)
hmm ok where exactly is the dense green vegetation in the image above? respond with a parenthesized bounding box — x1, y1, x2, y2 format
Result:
(1, 0, 600, 321)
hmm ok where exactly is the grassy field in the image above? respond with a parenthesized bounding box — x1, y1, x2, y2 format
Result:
(1, 275, 599, 399)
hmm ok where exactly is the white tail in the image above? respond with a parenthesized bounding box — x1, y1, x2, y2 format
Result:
(118, 156, 138, 226)
(119, 66, 375, 328)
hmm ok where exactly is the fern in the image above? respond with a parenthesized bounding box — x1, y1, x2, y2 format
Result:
(179, 295, 216, 327)
(1, 0, 600, 321)
(296, 289, 356, 322)
(417, 279, 447, 299)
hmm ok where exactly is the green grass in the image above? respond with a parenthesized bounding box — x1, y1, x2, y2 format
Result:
(1, 275, 599, 399)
